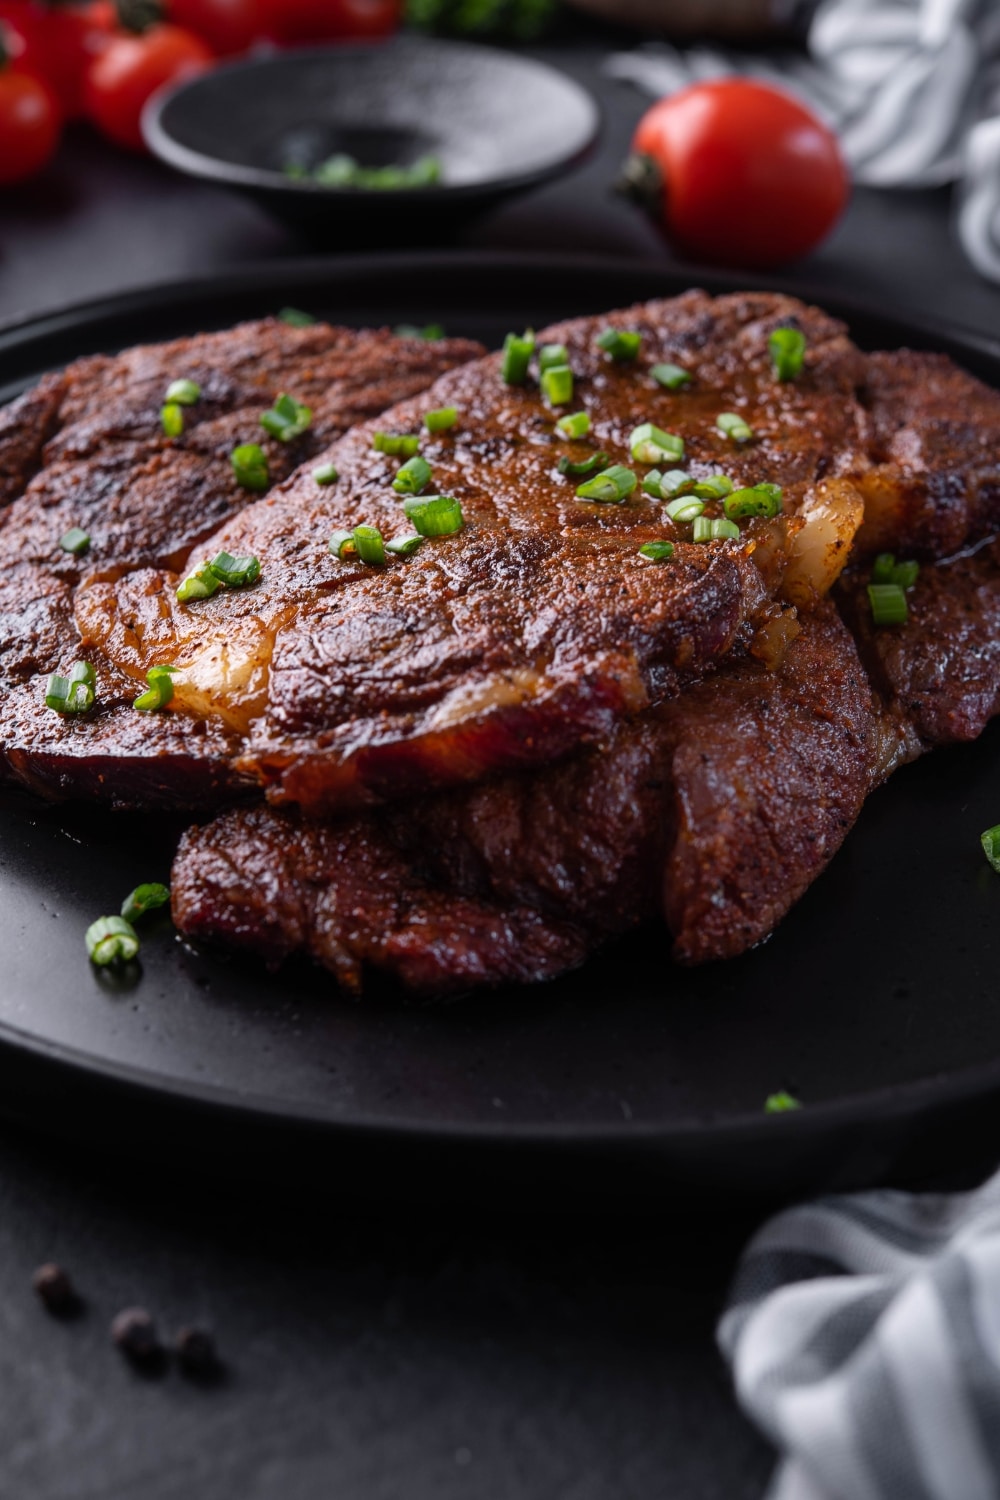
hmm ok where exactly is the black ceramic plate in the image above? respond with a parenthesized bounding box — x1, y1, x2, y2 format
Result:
(142, 39, 600, 246)
(4, 253, 1000, 1208)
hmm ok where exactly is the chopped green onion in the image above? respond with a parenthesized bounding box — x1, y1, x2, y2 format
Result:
(328, 530, 358, 561)
(209, 551, 261, 588)
(557, 450, 609, 478)
(386, 534, 425, 558)
(501, 330, 535, 385)
(891, 559, 920, 590)
(59, 527, 90, 556)
(260, 392, 312, 443)
(279, 307, 315, 327)
(868, 582, 908, 626)
(176, 561, 221, 602)
(231, 443, 269, 491)
(629, 422, 684, 464)
(769, 327, 807, 382)
(395, 323, 444, 340)
(691, 473, 734, 501)
(724, 483, 783, 520)
(539, 343, 569, 372)
(121, 883, 170, 923)
(313, 462, 339, 485)
(711, 518, 741, 540)
(642, 469, 663, 498)
(717, 412, 755, 444)
(373, 431, 421, 458)
(44, 660, 96, 715)
(981, 825, 1000, 873)
(638, 541, 675, 562)
(133, 664, 178, 712)
(665, 496, 705, 524)
(651, 362, 691, 390)
(871, 553, 896, 584)
(161, 402, 184, 438)
(392, 455, 433, 495)
(541, 364, 574, 406)
(165, 378, 201, 406)
(764, 1091, 801, 1114)
(402, 495, 464, 536)
(556, 410, 591, 439)
(691, 516, 713, 543)
(424, 406, 458, 432)
(575, 465, 637, 504)
(352, 525, 387, 566)
(659, 469, 692, 498)
(596, 328, 641, 361)
(85, 915, 139, 967)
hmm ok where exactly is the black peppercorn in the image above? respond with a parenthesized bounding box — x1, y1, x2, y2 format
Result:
(32, 1263, 76, 1314)
(111, 1307, 160, 1362)
(175, 1326, 217, 1373)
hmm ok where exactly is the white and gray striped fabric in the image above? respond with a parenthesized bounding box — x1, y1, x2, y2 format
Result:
(718, 1170, 1000, 1500)
(606, 0, 1000, 283)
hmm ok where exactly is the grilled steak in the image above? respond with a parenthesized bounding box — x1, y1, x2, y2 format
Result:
(171, 602, 874, 991)
(0, 318, 483, 805)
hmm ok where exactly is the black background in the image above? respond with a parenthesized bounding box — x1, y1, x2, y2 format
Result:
(2, 26, 1000, 1499)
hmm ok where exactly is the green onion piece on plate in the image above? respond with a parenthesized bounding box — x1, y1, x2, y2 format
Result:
(764, 1091, 802, 1114)
(556, 410, 591, 439)
(642, 469, 664, 498)
(386, 533, 425, 558)
(575, 465, 637, 503)
(59, 527, 90, 556)
(45, 660, 96, 714)
(392, 455, 433, 495)
(629, 422, 684, 464)
(328, 530, 358, 561)
(769, 327, 807, 381)
(279, 307, 315, 327)
(716, 411, 754, 444)
(231, 443, 269, 491)
(312, 462, 339, 485)
(651, 362, 691, 390)
(85, 915, 140, 967)
(161, 402, 184, 438)
(176, 561, 221, 602)
(121, 883, 170, 923)
(691, 516, 713, 543)
(724, 483, 783, 520)
(541, 364, 574, 406)
(665, 496, 705, 524)
(133, 664, 178, 712)
(691, 474, 734, 501)
(353, 525, 387, 566)
(711, 517, 741, 540)
(982, 825, 1000, 873)
(165, 378, 201, 406)
(868, 582, 908, 626)
(539, 343, 569, 373)
(638, 541, 675, 562)
(402, 495, 464, 536)
(373, 431, 421, 458)
(260, 392, 312, 442)
(596, 328, 641, 361)
(558, 450, 609, 478)
(424, 406, 458, 432)
(659, 469, 692, 498)
(501, 330, 535, 385)
(209, 551, 260, 588)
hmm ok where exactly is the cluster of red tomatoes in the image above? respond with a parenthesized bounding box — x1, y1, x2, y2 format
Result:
(0, 0, 400, 183)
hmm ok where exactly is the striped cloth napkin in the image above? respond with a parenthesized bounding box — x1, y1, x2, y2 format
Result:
(717, 1170, 1000, 1500)
(606, 0, 1000, 283)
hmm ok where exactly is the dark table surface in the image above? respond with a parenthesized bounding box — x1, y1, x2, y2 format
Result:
(2, 25, 1000, 1500)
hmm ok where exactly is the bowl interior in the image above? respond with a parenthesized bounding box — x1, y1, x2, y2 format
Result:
(149, 38, 599, 193)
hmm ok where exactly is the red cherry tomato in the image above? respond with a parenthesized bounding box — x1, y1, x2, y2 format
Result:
(262, 0, 399, 44)
(167, 0, 264, 56)
(630, 79, 849, 269)
(0, 54, 60, 185)
(0, 2, 112, 118)
(84, 23, 212, 152)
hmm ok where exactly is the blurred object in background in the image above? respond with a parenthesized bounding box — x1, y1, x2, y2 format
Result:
(565, 0, 779, 38)
(607, 0, 1000, 284)
(405, 0, 554, 38)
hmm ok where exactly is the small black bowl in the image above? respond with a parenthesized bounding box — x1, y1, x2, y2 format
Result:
(143, 37, 600, 247)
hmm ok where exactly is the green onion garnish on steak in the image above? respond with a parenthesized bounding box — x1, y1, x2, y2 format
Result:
(386, 534, 425, 558)
(539, 343, 569, 373)
(395, 323, 444, 340)
(260, 393, 312, 443)
(161, 402, 184, 438)
(711, 518, 741, 540)
(575, 465, 637, 503)
(85, 915, 139, 967)
(691, 516, 712, 543)
(724, 483, 783, 520)
(650, 362, 691, 390)
(501, 330, 535, 386)
(279, 307, 315, 327)
(59, 527, 90, 556)
(868, 582, 908, 626)
(556, 410, 591, 439)
(44, 661, 96, 715)
(629, 422, 684, 465)
(312, 462, 339, 485)
(424, 407, 458, 432)
(328, 530, 358, 561)
(392, 455, 433, 496)
(764, 1091, 801, 1114)
(121, 883, 170, 923)
(638, 541, 675, 562)
(231, 444, 270, 491)
(665, 496, 705, 524)
(769, 327, 807, 382)
(716, 412, 754, 444)
(352, 525, 387, 566)
(982, 825, 1000, 873)
(596, 328, 641, 361)
(373, 431, 421, 458)
(165, 378, 201, 406)
(541, 365, 574, 406)
(133, 664, 179, 712)
(558, 451, 609, 478)
(176, 561, 221, 602)
(209, 552, 261, 588)
(872, 553, 919, 590)
(402, 495, 464, 536)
